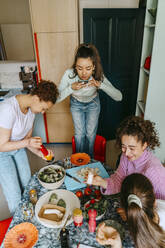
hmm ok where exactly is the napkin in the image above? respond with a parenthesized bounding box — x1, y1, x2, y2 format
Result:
(64, 162, 109, 191)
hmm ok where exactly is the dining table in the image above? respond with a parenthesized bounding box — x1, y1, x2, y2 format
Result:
(1, 160, 135, 248)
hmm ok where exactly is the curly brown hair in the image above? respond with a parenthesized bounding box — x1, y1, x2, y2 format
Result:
(116, 116, 160, 150)
(71, 43, 104, 81)
(30, 80, 59, 104)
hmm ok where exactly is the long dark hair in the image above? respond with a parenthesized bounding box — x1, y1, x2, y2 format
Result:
(116, 116, 160, 150)
(71, 43, 104, 81)
(120, 173, 165, 248)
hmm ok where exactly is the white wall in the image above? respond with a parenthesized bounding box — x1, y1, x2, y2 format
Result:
(79, 0, 139, 42)
(0, 0, 34, 61)
(145, 0, 165, 163)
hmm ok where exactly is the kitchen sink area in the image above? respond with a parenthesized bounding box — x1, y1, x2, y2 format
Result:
(0, 90, 9, 96)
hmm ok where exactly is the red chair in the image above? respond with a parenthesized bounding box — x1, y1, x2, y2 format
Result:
(0, 217, 13, 245)
(72, 134, 106, 163)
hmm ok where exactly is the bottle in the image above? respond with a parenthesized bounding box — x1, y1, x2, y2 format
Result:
(73, 208, 83, 227)
(88, 209, 97, 232)
(86, 172, 93, 185)
(29, 189, 37, 205)
(40, 144, 53, 161)
(60, 228, 70, 248)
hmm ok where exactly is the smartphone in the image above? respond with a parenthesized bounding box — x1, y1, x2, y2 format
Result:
(78, 80, 88, 84)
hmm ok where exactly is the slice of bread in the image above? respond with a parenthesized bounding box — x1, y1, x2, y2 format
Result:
(38, 203, 66, 223)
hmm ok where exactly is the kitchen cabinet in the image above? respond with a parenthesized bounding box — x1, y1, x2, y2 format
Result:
(29, 0, 79, 142)
(136, 0, 165, 162)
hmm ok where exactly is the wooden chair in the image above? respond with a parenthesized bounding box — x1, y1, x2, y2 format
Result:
(0, 217, 13, 245)
(72, 134, 106, 163)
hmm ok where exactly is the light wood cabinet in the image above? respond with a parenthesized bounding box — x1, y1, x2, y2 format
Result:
(29, 0, 78, 32)
(36, 32, 78, 83)
(29, 0, 79, 143)
(136, 0, 165, 162)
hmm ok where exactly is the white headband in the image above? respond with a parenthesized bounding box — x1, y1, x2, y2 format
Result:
(127, 194, 142, 209)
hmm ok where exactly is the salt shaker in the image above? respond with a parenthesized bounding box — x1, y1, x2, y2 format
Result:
(87, 172, 93, 185)
(88, 209, 97, 232)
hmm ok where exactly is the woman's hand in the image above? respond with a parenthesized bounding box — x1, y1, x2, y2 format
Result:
(96, 222, 122, 248)
(88, 79, 101, 88)
(85, 175, 107, 188)
(71, 82, 87, 90)
(27, 136, 42, 149)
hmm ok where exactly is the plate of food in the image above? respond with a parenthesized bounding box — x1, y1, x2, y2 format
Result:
(38, 164, 65, 190)
(4, 222, 38, 248)
(70, 153, 90, 166)
(83, 198, 108, 221)
(35, 189, 80, 228)
(65, 162, 109, 191)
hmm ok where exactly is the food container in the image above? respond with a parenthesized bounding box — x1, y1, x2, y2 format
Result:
(73, 208, 83, 226)
(38, 164, 66, 190)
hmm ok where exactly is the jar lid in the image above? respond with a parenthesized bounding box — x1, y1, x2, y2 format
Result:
(29, 189, 36, 195)
(73, 208, 82, 216)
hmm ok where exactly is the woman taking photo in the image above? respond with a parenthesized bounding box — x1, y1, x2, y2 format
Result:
(0, 81, 58, 214)
(57, 43, 122, 157)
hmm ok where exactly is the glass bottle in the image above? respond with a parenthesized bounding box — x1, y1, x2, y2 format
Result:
(40, 144, 53, 161)
(73, 208, 83, 226)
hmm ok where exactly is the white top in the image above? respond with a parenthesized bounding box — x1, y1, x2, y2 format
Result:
(156, 199, 165, 230)
(0, 96, 35, 141)
(57, 69, 122, 103)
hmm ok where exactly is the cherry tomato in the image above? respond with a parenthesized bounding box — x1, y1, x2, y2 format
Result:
(75, 190, 83, 198)
(85, 203, 90, 209)
(90, 199, 95, 204)
(84, 187, 92, 196)
(96, 195, 102, 201)
(94, 189, 101, 196)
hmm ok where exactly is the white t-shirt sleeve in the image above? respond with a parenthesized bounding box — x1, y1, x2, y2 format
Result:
(0, 102, 15, 129)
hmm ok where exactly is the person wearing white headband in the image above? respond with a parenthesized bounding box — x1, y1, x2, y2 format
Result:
(127, 194, 142, 209)
(97, 173, 165, 248)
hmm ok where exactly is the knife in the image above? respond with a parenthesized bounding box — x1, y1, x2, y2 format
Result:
(66, 172, 81, 183)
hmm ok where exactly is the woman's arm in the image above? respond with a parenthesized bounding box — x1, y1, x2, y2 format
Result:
(98, 76, 122, 101)
(25, 128, 54, 159)
(0, 127, 42, 153)
(56, 69, 74, 103)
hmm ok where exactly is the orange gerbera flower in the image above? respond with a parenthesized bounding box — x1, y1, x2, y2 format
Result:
(4, 222, 38, 248)
(70, 153, 90, 166)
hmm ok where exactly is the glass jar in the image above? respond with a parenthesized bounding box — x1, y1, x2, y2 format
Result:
(73, 208, 83, 226)
(22, 202, 34, 220)
(29, 189, 37, 205)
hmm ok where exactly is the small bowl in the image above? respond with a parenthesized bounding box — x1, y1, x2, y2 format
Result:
(38, 164, 65, 190)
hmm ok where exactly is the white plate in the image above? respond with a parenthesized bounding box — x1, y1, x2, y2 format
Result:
(35, 189, 80, 228)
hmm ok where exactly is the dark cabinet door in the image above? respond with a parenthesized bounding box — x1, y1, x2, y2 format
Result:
(83, 8, 145, 139)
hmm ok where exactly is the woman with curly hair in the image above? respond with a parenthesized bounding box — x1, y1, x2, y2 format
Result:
(96, 174, 165, 248)
(90, 116, 165, 200)
(0, 80, 59, 214)
(57, 43, 122, 157)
